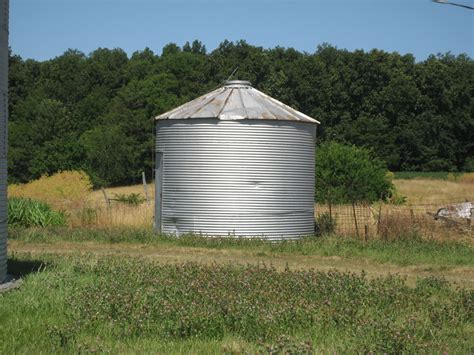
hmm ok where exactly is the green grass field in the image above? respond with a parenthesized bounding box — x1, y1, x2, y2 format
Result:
(1, 252, 473, 354)
(8, 227, 474, 268)
(1, 228, 474, 353)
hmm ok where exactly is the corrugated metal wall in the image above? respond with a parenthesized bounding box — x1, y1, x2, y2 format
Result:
(155, 119, 316, 240)
(0, 0, 8, 282)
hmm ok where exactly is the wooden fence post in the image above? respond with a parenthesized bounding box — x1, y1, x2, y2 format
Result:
(352, 202, 360, 239)
(101, 187, 111, 222)
(329, 200, 332, 220)
(142, 171, 150, 206)
(377, 203, 382, 236)
(410, 208, 417, 234)
(101, 187, 110, 210)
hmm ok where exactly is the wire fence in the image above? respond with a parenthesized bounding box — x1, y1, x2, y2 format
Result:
(315, 198, 474, 240)
(64, 190, 474, 239)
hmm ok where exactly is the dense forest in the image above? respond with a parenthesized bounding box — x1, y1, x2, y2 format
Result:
(8, 40, 474, 186)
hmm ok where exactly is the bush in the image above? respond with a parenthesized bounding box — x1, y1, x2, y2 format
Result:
(385, 189, 407, 205)
(113, 193, 146, 205)
(463, 157, 474, 172)
(315, 142, 393, 204)
(8, 197, 67, 227)
(8, 170, 93, 208)
(315, 212, 336, 236)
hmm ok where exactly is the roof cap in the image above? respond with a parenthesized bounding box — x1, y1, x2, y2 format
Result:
(223, 80, 252, 88)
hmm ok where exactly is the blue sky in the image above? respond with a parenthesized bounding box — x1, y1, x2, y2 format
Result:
(10, 0, 474, 61)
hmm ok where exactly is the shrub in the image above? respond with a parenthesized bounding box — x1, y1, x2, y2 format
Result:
(463, 157, 474, 172)
(112, 192, 146, 205)
(8, 170, 93, 208)
(385, 189, 407, 205)
(8, 197, 67, 227)
(315, 142, 393, 204)
(314, 212, 336, 236)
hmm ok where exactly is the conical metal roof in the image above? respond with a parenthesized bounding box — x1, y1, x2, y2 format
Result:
(155, 80, 319, 124)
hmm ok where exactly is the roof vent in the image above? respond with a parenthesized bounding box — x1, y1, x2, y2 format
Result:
(223, 80, 252, 88)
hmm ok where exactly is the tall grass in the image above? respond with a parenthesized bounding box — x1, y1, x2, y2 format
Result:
(8, 198, 66, 227)
(8, 171, 93, 208)
(6, 171, 152, 228)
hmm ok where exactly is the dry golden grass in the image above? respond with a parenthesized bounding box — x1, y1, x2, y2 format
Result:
(458, 172, 474, 183)
(394, 177, 474, 204)
(88, 184, 155, 204)
(93, 180, 473, 236)
(315, 176, 474, 240)
(314, 203, 471, 240)
(8, 171, 93, 212)
(8, 174, 154, 228)
(86, 184, 154, 228)
(94, 203, 154, 228)
(8, 173, 473, 236)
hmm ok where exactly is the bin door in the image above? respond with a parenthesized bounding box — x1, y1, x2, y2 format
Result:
(155, 151, 163, 232)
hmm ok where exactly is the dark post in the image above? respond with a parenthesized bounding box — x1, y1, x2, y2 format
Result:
(377, 203, 382, 236)
(352, 202, 360, 239)
(101, 187, 111, 211)
(142, 171, 150, 206)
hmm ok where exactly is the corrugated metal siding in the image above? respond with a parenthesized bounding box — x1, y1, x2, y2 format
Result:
(0, 159, 6, 280)
(155, 119, 316, 240)
(0, 0, 8, 282)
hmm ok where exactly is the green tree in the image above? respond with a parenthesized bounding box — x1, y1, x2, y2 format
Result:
(6, 43, 473, 185)
(99, 73, 182, 184)
(315, 142, 393, 237)
(80, 125, 137, 187)
(315, 142, 392, 204)
(8, 97, 82, 182)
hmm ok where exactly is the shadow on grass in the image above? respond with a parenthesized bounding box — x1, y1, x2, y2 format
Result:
(7, 258, 52, 277)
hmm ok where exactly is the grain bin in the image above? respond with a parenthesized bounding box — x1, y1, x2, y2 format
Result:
(0, 0, 8, 282)
(155, 80, 319, 240)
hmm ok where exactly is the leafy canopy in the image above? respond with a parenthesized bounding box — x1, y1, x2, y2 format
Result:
(315, 142, 393, 204)
(7, 42, 474, 186)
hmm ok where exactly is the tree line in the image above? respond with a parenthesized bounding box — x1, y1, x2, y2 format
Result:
(8, 40, 474, 186)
